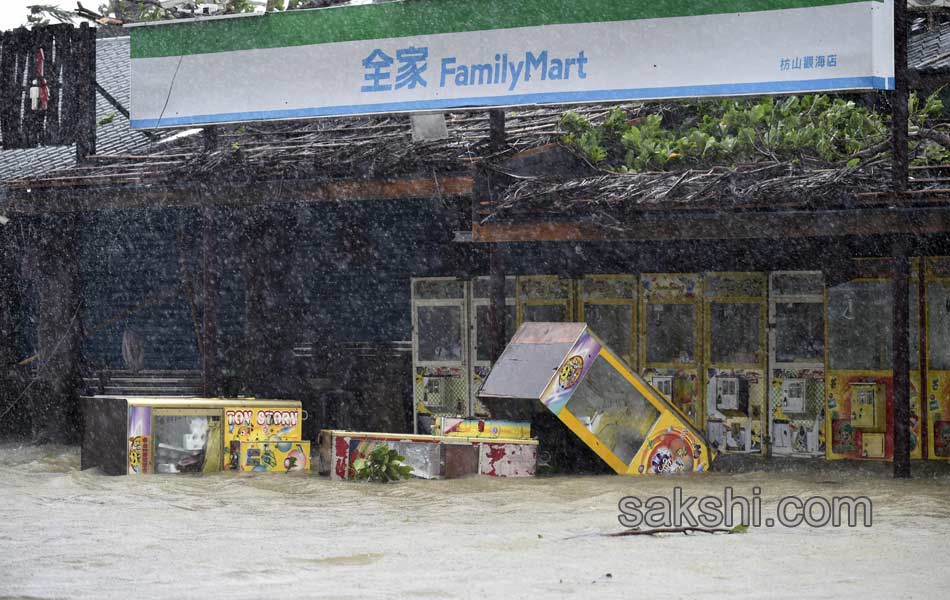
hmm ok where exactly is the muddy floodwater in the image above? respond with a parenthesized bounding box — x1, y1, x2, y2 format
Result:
(2, 442, 949, 599)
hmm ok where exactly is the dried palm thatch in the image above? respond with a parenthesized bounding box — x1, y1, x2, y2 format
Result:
(6, 105, 628, 190)
(486, 158, 950, 224)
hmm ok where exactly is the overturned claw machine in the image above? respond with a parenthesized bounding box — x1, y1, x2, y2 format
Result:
(479, 322, 712, 475)
(80, 397, 309, 475)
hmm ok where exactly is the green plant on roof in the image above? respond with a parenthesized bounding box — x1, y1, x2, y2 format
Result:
(351, 444, 414, 483)
(560, 89, 950, 173)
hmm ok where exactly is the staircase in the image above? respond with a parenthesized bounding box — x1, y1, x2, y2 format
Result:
(82, 370, 203, 397)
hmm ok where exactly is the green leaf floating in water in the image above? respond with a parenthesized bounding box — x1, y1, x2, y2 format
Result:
(351, 444, 414, 483)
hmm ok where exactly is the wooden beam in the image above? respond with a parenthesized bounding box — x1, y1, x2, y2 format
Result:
(918, 256, 929, 460)
(472, 205, 950, 243)
(893, 0, 909, 193)
(487, 109, 509, 365)
(4, 175, 473, 215)
(892, 239, 911, 478)
(75, 23, 96, 162)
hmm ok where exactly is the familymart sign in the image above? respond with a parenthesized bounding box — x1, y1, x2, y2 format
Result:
(129, 0, 895, 129)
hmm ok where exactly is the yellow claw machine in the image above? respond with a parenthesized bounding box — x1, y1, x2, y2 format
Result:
(925, 257, 950, 460)
(824, 259, 922, 460)
(479, 322, 712, 476)
(639, 274, 704, 428)
(703, 273, 768, 454)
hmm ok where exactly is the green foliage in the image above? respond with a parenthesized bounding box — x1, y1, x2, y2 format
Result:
(97, 113, 116, 126)
(560, 91, 950, 172)
(729, 524, 750, 534)
(351, 444, 414, 483)
(224, 0, 257, 13)
(89, 1, 257, 24)
(27, 4, 75, 25)
(98, 1, 172, 22)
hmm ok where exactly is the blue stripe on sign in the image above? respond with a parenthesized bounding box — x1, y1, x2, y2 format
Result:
(131, 76, 893, 129)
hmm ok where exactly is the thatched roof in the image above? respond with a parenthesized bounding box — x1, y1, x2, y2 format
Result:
(3, 105, 621, 190)
(484, 160, 950, 226)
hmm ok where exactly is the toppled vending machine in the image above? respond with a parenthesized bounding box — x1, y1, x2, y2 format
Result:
(318, 429, 538, 480)
(479, 322, 713, 475)
(81, 396, 309, 475)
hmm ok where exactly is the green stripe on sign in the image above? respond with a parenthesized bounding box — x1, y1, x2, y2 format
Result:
(131, 0, 879, 59)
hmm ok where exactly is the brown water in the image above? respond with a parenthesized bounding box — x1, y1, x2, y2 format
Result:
(1, 442, 948, 599)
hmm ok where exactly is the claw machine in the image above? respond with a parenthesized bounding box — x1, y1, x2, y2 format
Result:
(80, 397, 306, 475)
(479, 322, 712, 476)
(639, 274, 703, 428)
(469, 276, 516, 416)
(578, 275, 637, 369)
(768, 272, 826, 457)
(926, 257, 950, 460)
(703, 273, 768, 454)
(825, 259, 922, 460)
(516, 275, 575, 325)
(411, 277, 470, 431)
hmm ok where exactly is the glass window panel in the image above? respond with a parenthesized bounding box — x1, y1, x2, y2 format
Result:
(519, 277, 571, 302)
(475, 304, 515, 363)
(417, 305, 463, 362)
(775, 302, 824, 363)
(929, 282, 950, 371)
(583, 303, 633, 358)
(413, 279, 465, 300)
(152, 413, 222, 474)
(581, 276, 636, 300)
(710, 303, 761, 365)
(771, 272, 824, 296)
(828, 282, 892, 370)
(473, 277, 516, 299)
(645, 303, 696, 364)
(522, 303, 569, 323)
(565, 356, 660, 465)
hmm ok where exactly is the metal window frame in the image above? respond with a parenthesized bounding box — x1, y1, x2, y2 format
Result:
(577, 273, 638, 368)
(769, 270, 825, 371)
(411, 277, 469, 369)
